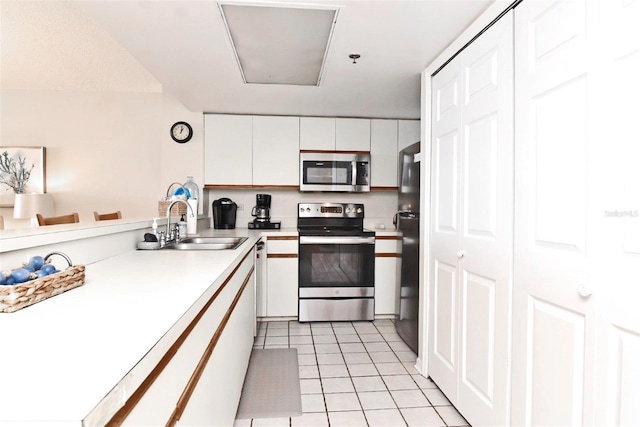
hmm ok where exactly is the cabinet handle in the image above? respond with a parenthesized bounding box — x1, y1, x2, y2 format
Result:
(456, 249, 465, 258)
(577, 284, 592, 298)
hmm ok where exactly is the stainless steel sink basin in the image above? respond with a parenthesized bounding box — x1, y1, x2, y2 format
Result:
(162, 237, 248, 250)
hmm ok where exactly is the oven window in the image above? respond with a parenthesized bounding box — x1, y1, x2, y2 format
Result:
(299, 243, 374, 288)
(303, 161, 352, 185)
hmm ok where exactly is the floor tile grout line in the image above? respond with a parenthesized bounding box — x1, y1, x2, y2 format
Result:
(248, 320, 467, 427)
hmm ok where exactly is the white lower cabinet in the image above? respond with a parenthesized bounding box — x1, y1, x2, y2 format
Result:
(374, 236, 401, 316)
(266, 236, 298, 317)
(118, 251, 255, 426)
(179, 275, 255, 425)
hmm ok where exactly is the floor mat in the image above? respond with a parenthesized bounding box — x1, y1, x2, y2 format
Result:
(235, 348, 302, 419)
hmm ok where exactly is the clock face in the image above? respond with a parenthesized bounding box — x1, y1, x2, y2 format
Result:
(171, 121, 193, 143)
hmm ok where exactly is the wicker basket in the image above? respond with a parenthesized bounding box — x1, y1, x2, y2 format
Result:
(157, 182, 188, 217)
(0, 252, 86, 313)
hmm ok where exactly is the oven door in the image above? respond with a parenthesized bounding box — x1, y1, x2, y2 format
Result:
(298, 234, 375, 321)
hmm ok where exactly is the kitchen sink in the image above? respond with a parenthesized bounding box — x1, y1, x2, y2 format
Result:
(162, 236, 248, 250)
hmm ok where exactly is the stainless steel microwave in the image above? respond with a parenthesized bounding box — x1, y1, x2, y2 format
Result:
(299, 151, 370, 192)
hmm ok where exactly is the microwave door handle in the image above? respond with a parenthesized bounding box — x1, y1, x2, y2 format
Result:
(352, 160, 357, 187)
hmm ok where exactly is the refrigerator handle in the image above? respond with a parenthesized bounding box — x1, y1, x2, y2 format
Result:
(393, 210, 411, 229)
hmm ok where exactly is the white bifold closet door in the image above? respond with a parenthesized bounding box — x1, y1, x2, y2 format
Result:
(429, 10, 514, 427)
(512, 0, 640, 425)
(593, 1, 640, 425)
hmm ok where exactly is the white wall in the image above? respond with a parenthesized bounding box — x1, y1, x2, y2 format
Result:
(0, 0, 203, 229)
(0, 0, 399, 232)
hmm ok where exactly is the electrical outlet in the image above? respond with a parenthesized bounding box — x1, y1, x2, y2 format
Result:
(237, 204, 244, 211)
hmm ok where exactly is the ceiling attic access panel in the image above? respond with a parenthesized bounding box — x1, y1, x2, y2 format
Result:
(218, 1, 340, 86)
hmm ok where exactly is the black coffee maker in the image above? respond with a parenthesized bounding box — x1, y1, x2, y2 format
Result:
(212, 198, 237, 229)
(251, 194, 271, 223)
(249, 194, 281, 229)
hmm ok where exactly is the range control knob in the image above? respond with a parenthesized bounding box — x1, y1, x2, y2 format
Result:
(357, 207, 363, 213)
(345, 207, 352, 213)
(306, 207, 311, 212)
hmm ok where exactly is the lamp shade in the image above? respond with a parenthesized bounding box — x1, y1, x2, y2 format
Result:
(13, 193, 55, 219)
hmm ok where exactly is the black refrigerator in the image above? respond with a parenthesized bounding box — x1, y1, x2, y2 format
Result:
(394, 141, 420, 353)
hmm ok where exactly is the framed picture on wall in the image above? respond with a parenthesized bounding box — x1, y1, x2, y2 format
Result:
(0, 146, 46, 207)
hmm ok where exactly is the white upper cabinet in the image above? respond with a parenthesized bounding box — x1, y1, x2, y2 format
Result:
(204, 114, 252, 186)
(301, 117, 371, 151)
(252, 116, 299, 186)
(398, 120, 420, 151)
(335, 118, 371, 151)
(370, 119, 398, 188)
(300, 117, 335, 150)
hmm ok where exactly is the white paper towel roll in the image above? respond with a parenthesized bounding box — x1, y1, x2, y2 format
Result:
(187, 199, 198, 234)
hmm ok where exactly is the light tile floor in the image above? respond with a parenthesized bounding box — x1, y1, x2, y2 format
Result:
(234, 320, 470, 427)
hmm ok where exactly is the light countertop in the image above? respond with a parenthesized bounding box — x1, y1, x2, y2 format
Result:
(0, 231, 259, 425)
(0, 224, 396, 425)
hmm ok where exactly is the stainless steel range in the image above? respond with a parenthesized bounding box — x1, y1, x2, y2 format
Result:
(297, 202, 375, 322)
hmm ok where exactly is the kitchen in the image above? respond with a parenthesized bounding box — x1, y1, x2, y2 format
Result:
(1, 1, 639, 427)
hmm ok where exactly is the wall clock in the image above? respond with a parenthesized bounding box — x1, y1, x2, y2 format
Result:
(170, 121, 193, 143)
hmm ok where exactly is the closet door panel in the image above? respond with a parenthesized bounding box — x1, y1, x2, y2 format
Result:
(593, 1, 640, 425)
(429, 11, 513, 426)
(434, 132, 459, 234)
(457, 12, 513, 426)
(460, 271, 495, 403)
(527, 298, 587, 426)
(432, 260, 459, 400)
(430, 55, 463, 404)
(512, 0, 596, 425)
(463, 114, 497, 238)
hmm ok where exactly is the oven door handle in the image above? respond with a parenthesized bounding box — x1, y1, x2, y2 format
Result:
(299, 236, 375, 245)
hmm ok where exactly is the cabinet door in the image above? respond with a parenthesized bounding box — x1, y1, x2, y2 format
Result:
(179, 270, 255, 426)
(252, 116, 299, 185)
(266, 237, 298, 318)
(335, 118, 371, 151)
(204, 114, 252, 185)
(267, 258, 298, 317)
(300, 117, 335, 150)
(429, 11, 513, 427)
(370, 119, 398, 188)
(121, 253, 255, 426)
(375, 237, 400, 316)
(398, 120, 420, 151)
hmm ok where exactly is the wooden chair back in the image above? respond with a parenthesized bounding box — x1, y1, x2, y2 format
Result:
(0, 215, 4, 230)
(36, 213, 80, 226)
(94, 210, 122, 221)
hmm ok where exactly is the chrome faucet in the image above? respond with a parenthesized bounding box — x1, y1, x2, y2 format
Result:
(165, 199, 194, 244)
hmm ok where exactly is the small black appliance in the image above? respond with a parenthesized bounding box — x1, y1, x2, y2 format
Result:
(248, 193, 281, 229)
(212, 198, 237, 229)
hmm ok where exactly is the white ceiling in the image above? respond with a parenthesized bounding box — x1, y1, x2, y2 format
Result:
(76, 0, 494, 119)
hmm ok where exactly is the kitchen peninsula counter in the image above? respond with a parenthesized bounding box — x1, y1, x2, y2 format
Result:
(0, 225, 294, 426)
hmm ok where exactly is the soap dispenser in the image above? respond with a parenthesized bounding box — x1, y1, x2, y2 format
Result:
(179, 214, 187, 239)
(152, 218, 160, 239)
